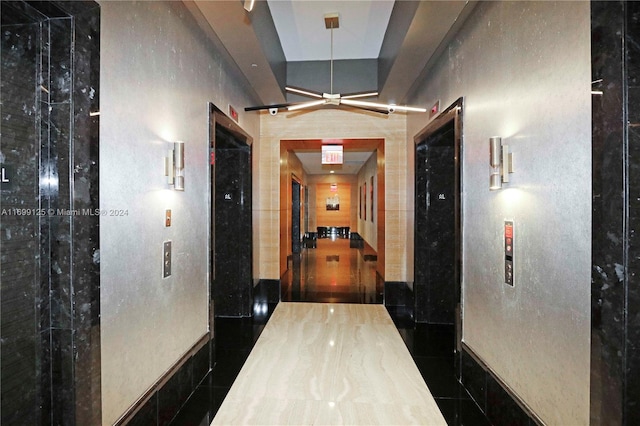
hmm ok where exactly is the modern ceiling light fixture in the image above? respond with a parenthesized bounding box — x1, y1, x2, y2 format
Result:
(245, 13, 427, 115)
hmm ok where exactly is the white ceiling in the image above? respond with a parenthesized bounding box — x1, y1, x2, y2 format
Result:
(266, 0, 395, 61)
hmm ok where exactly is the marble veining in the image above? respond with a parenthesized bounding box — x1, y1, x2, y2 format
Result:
(0, 2, 101, 424)
(212, 302, 446, 425)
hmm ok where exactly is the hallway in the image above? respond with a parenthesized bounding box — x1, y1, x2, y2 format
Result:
(281, 237, 382, 304)
(3, 1, 622, 424)
(168, 238, 490, 425)
(212, 302, 446, 425)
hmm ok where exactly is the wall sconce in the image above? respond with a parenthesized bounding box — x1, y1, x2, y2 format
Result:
(489, 136, 513, 190)
(165, 141, 185, 191)
(243, 0, 255, 12)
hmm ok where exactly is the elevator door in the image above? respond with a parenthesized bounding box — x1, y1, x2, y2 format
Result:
(292, 179, 301, 254)
(213, 124, 252, 317)
(415, 120, 458, 324)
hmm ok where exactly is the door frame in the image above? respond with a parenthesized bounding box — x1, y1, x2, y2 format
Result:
(413, 97, 464, 349)
(208, 104, 253, 321)
(291, 175, 302, 254)
(279, 139, 385, 281)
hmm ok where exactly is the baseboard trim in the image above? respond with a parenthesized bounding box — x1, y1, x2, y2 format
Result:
(114, 333, 211, 425)
(460, 343, 543, 425)
(254, 279, 281, 304)
(383, 281, 414, 307)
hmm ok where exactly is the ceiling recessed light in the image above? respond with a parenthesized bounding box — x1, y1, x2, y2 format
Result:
(330, 170, 335, 174)
(251, 63, 258, 67)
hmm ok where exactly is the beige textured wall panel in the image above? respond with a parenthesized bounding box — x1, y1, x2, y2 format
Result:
(384, 210, 408, 280)
(255, 154, 279, 211)
(254, 208, 279, 278)
(385, 146, 407, 209)
(259, 138, 282, 211)
(259, 109, 407, 281)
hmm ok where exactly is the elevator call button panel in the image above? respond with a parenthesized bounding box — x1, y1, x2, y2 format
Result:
(504, 220, 514, 286)
(163, 241, 172, 278)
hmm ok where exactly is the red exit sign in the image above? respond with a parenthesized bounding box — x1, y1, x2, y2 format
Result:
(322, 145, 343, 164)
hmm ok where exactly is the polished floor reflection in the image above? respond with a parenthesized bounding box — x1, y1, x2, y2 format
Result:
(281, 237, 382, 304)
(169, 238, 489, 425)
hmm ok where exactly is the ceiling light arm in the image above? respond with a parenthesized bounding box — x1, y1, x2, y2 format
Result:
(341, 91, 379, 99)
(286, 86, 323, 99)
(288, 99, 328, 111)
(341, 99, 427, 113)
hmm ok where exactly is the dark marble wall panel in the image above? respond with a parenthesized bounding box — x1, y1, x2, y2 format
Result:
(158, 356, 194, 425)
(0, 14, 42, 426)
(625, 2, 640, 422)
(485, 374, 532, 426)
(70, 6, 101, 424)
(460, 347, 536, 426)
(49, 102, 72, 331)
(460, 350, 486, 412)
(592, 1, 640, 424)
(122, 339, 212, 426)
(49, 17, 72, 104)
(254, 279, 281, 305)
(384, 281, 414, 308)
(1, 2, 100, 424)
(128, 394, 159, 426)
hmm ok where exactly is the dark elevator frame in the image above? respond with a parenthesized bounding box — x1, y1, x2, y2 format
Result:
(209, 105, 253, 320)
(413, 98, 463, 349)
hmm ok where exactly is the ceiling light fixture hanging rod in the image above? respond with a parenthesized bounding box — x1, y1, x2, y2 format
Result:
(330, 21, 334, 95)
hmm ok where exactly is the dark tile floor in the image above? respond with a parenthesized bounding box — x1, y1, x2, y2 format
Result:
(388, 307, 491, 426)
(170, 237, 490, 425)
(281, 237, 383, 304)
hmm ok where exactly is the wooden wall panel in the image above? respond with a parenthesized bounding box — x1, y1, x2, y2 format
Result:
(315, 183, 351, 228)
